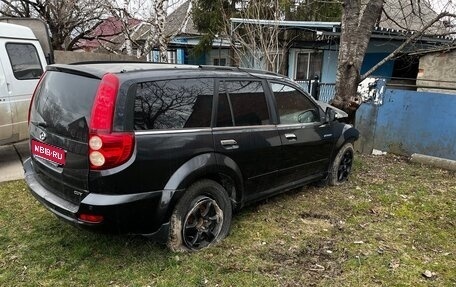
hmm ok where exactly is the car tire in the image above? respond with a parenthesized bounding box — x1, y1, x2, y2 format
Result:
(328, 142, 354, 186)
(167, 179, 232, 252)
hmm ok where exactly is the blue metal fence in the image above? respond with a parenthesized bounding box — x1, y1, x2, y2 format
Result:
(356, 88, 456, 160)
(318, 83, 336, 103)
(296, 81, 336, 103)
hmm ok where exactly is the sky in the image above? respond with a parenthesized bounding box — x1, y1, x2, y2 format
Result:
(429, 0, 456, 13)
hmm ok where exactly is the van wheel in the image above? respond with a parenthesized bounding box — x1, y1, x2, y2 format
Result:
(328, 143, 354, 186)
(167, 180, 232, 252)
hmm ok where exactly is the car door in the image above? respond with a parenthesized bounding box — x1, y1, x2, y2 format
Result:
(1, 41, 45, 142)
(212, 79, 282, 201)
(0, 53, 13, 143)
(270, 82, 334, 185)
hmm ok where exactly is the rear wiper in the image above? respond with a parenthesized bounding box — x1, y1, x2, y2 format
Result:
(31, 121, 48, 128)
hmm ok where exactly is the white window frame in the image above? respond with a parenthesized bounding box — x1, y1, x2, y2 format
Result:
(294, 50, 322, 81)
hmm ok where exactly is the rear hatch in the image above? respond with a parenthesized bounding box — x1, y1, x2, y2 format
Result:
(29, 69, 100, 205)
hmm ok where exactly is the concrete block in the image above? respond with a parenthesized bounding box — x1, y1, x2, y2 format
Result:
(410, 153, 456, 171)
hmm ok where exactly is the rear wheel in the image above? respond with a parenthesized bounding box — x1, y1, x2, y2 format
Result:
(167, 180, 232, 252)
(328, 143, 354, 186)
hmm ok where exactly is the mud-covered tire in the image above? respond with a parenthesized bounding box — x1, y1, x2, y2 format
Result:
(167, 179, 232, 252)
(328, 142, 354, 186)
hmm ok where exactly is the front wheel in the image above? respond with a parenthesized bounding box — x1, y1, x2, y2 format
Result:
(167, 180, 232, 252)
(328, 142, 354, 186)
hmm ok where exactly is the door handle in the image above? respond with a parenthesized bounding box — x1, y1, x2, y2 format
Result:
(285, 133, 297, 141)
(220, 139, 239, 150)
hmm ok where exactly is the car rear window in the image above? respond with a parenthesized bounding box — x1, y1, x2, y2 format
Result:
(30, 71, 100, 142)
(133, 78, 213, 130)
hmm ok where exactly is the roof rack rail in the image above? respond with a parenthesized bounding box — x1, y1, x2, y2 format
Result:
(198, 65, 282, 77)
(69, 60, 153, 65)
(198, 65, 238, 71)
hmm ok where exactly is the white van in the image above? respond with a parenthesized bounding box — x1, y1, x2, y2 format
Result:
(0, 22, 47, 145)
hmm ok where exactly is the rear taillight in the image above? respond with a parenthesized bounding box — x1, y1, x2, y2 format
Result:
(28, 72, 47, 125)
(89, 132, 134, 169)
(89, 73, 134, 170)
(78, 213, 104, 224)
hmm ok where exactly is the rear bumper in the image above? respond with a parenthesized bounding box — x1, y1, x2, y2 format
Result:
(23, 158, 170, 238)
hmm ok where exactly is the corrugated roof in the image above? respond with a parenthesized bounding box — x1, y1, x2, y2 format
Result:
(231, 0, 452, 40)
(164, 1, 199, 36)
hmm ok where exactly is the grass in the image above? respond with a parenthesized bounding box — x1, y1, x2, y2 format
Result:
(0, 154, 455, 286)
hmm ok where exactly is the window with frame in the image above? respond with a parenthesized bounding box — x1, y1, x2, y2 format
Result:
(6, 43, 43, 80)
(134, 78, 213, 130)
(271, 83, 319, 124)
(217, 80, 270, 127)
(295, 51, 322, 81)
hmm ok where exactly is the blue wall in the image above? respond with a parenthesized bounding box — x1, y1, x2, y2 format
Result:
(288, 40, 399, 83)
(185, 49, 206, 65)
(356, 89, 456, 160)
(361, 53, 394, 78)
(321, 50, 338, 83)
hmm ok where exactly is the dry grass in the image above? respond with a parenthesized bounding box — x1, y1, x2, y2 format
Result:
(0, 154, 455, 286)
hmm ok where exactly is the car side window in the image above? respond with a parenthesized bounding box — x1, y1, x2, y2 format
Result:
(216, 80, 270, 127)
(271, 83, 319, 124)
(6, 43, 43, 80)
(134, 78, 213, 130)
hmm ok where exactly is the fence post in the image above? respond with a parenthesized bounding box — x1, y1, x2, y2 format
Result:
(311, 75, 320, 100)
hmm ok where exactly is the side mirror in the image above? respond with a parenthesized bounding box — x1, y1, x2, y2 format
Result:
(325, 107, 337, 123)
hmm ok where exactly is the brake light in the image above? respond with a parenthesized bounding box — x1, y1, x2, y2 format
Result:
(89, 74, 134, 170)
(28, 72, 47, 125)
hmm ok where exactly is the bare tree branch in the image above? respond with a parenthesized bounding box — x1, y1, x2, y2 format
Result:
(0, 0, 110, 50)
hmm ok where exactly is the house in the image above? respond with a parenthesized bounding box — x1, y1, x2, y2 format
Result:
(77, 2, 232, 66)
(413, 46, 456, 94)
(230, 0, 453, 102)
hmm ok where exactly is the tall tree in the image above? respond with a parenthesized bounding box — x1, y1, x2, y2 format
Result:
(230, 0, 288, 72)
(331, 0, 456, 122)
(285, 0, 342, 21)
(147, 0, 168, 62)
(0, 0, 109, 50)
(146, 0, 193, 62)
(192, 0, 238, 55)
(331, 0, 384, 122)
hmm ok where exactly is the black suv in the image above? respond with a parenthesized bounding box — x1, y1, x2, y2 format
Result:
(24, 63, 358, 251)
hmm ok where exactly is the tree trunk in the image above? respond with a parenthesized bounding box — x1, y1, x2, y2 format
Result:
(123, 0, 133, 56)
(333, 60, 362, 123)
(154, 0, 168, 62)
(331, 0, 384, 123)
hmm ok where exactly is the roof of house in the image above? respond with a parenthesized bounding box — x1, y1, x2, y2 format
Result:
(231, 0, 452, 42)
(134, 0, 199, 42)
(77, 17, 141, 50)
(409, 45, 456, 56)
(164, 1, 199, 36)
